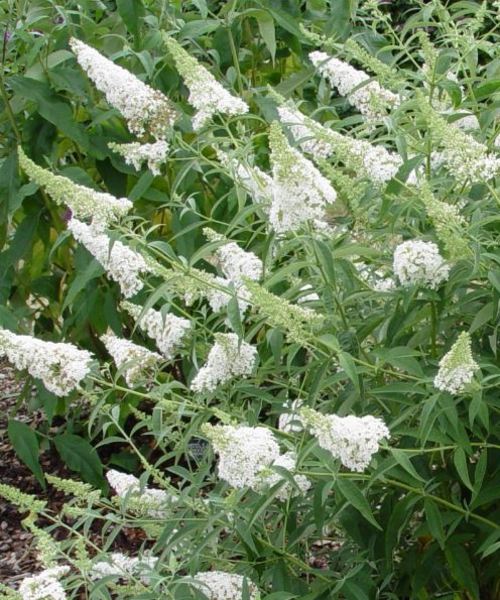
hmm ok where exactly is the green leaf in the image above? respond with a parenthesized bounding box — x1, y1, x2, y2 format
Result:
(0, 153, 19, 250)
(424, 498, 445, 549)
(488, 269, 500, 294)
(8, 420, 45, 488)
(54, 433, 104, 489)
(390, 449, 425, 483)
(453, 448, 474, 491)
(336, 479, 381, 530)
(63, 260, 104, 311)
(10, 76, 89, 149)
(226, 294, 244, 340)
(116, 0, 145, 41)
(445, 545, 480, 600)
(253, 11, 276, 64)
(338, 351, 360, 394)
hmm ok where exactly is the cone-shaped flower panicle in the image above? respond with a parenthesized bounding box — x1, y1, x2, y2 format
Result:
(101, 333, 161, 387)
(19, 566, 70, 600)
(417, 93, 500, 183)
(393, 240, 449, 289)
(276, 102, 402, 185)
(202, 423, 280, 489)
(309, 51, 398, 123)
(434, 332, 479, 394)
(106, 469, 173, 518)
(19, 148, 131, 228)
(121, 301, 191, 360)
(269, 121, 336, 233)
(165, 36, 248, 130)
(300, 407, 389, 472)
(190, 333, 257, 393)
(90, 553, 157, 583)
(69, 38, 177, 139)
(108, 140, 169, 176)
(188, 571, 259, 600)
(68, 219, 150, 298)
(0, 329, 92, 397)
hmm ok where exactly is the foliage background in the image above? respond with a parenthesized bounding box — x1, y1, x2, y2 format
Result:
(1, 1, 500, 599)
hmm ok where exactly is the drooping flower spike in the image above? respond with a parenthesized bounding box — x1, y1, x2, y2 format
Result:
(19, 148, 132, 229)
(165, 36, 249, 130)
(0, 329, 92, 397)
(70, 38, 177, 140)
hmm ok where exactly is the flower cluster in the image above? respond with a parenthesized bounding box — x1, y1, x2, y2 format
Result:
(202, 423, 280, 488)
(121, 302, 191, 360)
(301, 408, 389, 472)
(165, 37, 248, 130)
(68, 219, 150, 298)
(309, 51, 399, 123)
(19, 148, 132, 228)
(203, 424, 309, 500)
(90, 553, 158, 583)
(189, 571, 258, 600)
(203, 228, 263, 314)
(393, 240, 449, 289)
(0, 329, 92, 396)
(204, 229, 262, 286)
(275, 103, 401, 185)
(269, 122, 337, 233)
(218, 150, 273, 206)
(19, 566, 69, 600)
(106, 470, 172, 518)
(418, 183, 469, 260)
(277, 105, 333, 159)
(70, 38, 176, 139)
(101, 333, 161, 387)
(434, 332, 479, 394)
(244, 279, 323, 344)
(417, 93, 500, 183)
(109, 141, 169, 176)
(190, 333, 257, 393)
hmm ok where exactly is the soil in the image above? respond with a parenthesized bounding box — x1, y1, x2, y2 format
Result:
(0, 359, 69, 585)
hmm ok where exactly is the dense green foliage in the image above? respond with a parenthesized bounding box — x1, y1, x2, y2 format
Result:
(1, 1, 500, 599)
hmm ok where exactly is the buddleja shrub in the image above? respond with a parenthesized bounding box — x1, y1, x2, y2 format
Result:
(1, 1, 500, 599)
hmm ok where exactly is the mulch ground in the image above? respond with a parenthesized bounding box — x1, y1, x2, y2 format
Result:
(0, 359, 64, 584)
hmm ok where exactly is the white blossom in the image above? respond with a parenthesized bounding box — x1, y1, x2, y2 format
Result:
(106, 470, 172, 517)
(109, 140, 169, 175)
(434, 331, 479, 394)
(269, 122, 337, 233)
(188, 571, 258, 600)
(276, 103, 402, 184)
(101, 333, 161, 387)
(0, 329, 92, 397)
(19, 566, 69, 600)
(218, 151, 273, 206)
(310, 51, 399, 123)
(190, 333, 257, 393)
(19, 148, 132, 229)
(301, 408, 389, 472)
(257, 451, 311, 501)
(68, 219, 150, 298)
(393, 240, 449, 289)
(277, 105, 333, 159)
(165, 37, 248, 130)
(90, 553, 157, 583)
(70, 38, 176, 139)
(204, 229, 262, 286)
(121, 302, 190, 360)
(202, 424, 280, 489)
